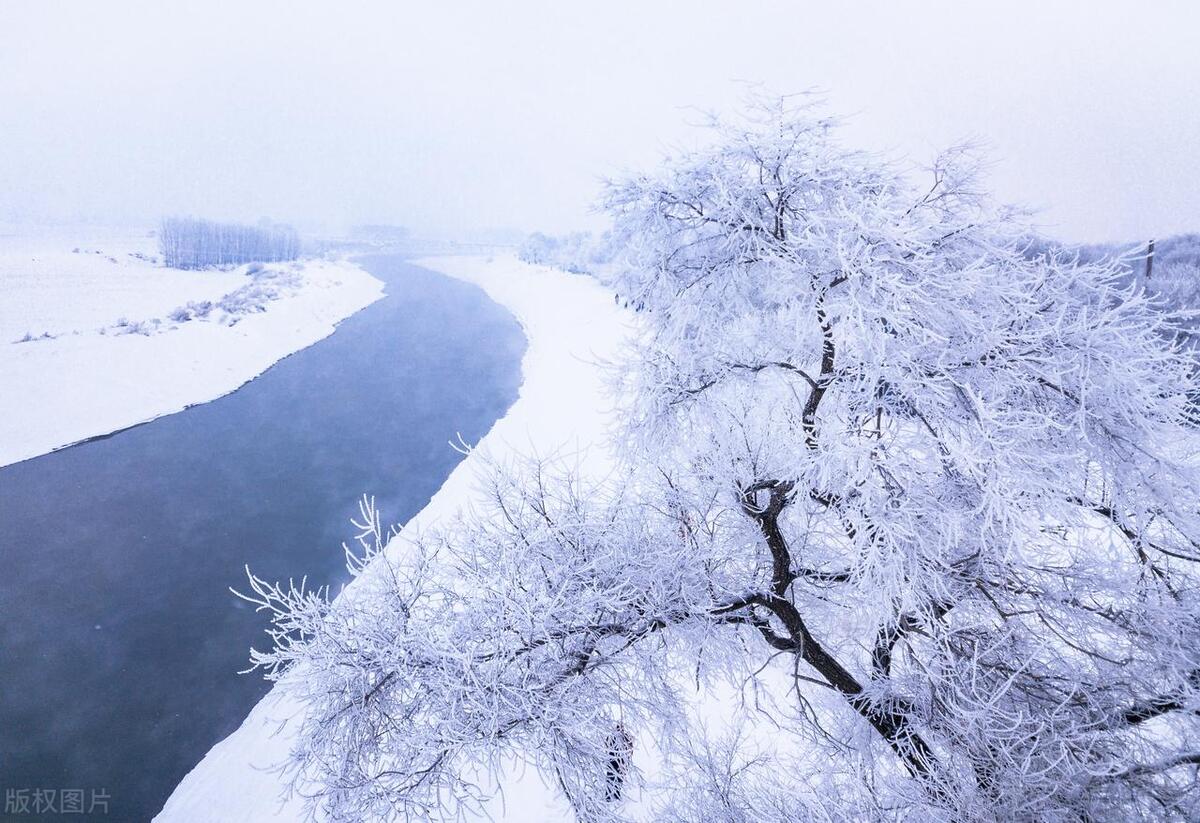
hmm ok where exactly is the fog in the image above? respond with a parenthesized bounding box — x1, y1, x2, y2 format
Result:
(3, 1, 1197, 243)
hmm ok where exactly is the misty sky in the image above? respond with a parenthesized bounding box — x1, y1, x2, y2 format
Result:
(2, 1, 1197, 243)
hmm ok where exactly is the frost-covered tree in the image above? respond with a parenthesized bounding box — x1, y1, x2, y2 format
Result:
(243, 97, 1200, 821)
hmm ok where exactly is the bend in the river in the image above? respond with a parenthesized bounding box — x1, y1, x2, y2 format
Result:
(0, 256, 526, 822)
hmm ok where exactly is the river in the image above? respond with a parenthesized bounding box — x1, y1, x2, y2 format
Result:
(0, 255, 526, 821)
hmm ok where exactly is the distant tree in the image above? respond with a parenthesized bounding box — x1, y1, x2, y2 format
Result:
(516, 230, 556, 264)
(242, 97, 1200, 821)
(158, 217, 299, 269)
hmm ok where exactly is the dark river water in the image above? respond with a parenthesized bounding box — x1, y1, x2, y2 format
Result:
(0, 256, 526, 821)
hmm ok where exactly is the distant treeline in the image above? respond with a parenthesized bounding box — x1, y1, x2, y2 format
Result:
(159, 217, 300, 269)
(517, 231, 615, 275)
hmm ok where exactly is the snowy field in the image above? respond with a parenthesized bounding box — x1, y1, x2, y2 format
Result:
(0, 228, 383, 467)
(157, 255, 634, 822)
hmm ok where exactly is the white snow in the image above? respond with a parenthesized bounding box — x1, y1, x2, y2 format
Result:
(156, 254, 634, 822)
(0, 229, 384, 467)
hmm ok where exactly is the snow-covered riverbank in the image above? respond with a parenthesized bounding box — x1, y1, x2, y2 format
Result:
(156, 254, 632, 822)
(0, 230, 383, 467)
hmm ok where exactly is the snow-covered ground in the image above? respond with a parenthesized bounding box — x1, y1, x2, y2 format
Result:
(0, 229, 383, 467)
(156, 255, 634, 822)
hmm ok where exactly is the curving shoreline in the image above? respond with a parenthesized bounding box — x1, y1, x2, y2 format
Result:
(0, 255, 384, 468)
(156, 254, 632, 822)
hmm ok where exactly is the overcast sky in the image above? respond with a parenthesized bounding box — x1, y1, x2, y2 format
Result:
(2, 1, 1197, 243)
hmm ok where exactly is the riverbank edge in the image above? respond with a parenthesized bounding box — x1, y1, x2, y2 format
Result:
(1, 258, 385, 468)
(155, 254, 631, 822)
